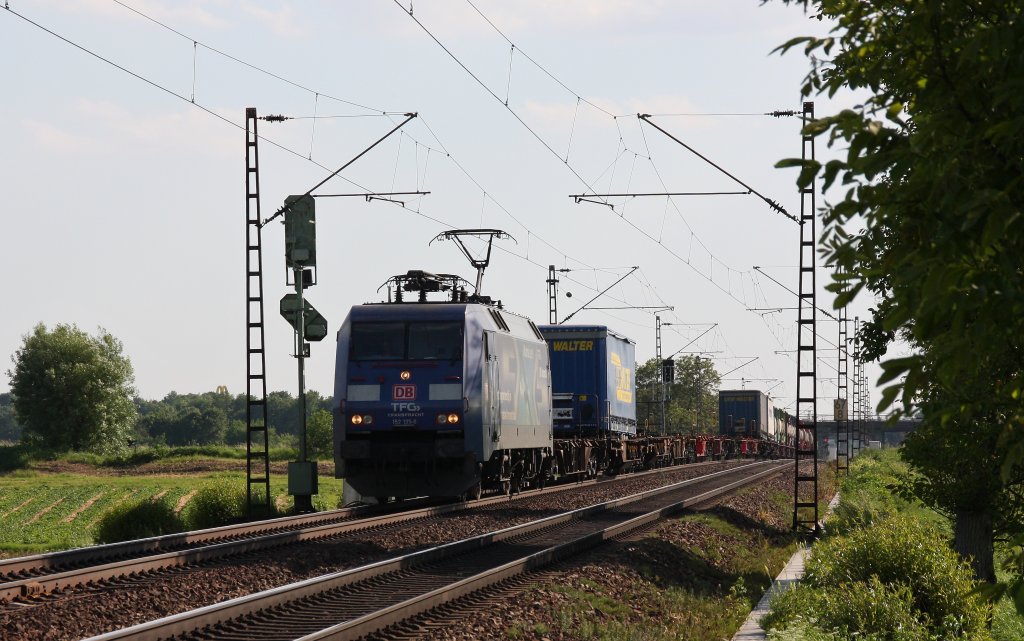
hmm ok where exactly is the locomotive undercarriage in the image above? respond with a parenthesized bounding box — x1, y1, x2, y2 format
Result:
(480, 447, 550, 496)
(338, 431, 477, 500)
(340, 431, 789, 503)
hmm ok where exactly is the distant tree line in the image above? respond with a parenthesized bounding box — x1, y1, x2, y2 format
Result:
(3, 322, 336, 457)
(1, 386, 335, 454)
(133, 389, 333, 452)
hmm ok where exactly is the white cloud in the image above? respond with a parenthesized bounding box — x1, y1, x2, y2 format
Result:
(238, 1, 307, 38)
(494, 0, 668, 29)
(70, 99, 237, 156)
(37, 0, 230, 29)
(23, 119, 91, 152)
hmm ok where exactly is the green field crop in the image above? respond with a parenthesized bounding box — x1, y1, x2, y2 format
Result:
(0, 470, 343, 555)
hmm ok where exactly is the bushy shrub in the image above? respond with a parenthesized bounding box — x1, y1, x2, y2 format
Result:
(95, 498, 184, 543)
(765, 516, 991, 640)
(765, 619, 841, 641)
(826, 489, 902, 536)
(183, 480, 279, 529)
(765, 578, 931, 641)
(825, 450, 935, 537)
(183, 481, 245, 529)
(807, 516, 988, 636)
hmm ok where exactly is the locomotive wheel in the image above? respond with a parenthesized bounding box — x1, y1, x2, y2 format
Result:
(467, 482, 482, 501)
(586, 454, 599, 479)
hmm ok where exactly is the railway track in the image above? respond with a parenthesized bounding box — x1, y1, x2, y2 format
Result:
(83, 460, 790, 641)
(0, 459, 731, 604)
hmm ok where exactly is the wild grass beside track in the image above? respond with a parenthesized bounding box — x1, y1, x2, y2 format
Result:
(764, 449, 1024, 641)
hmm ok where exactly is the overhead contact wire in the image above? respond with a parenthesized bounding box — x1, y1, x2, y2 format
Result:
(392, 0, 607, 200)
(111, 0, 396, 114)
(463, 0, 617, 118)
(6, 3, 677, 327)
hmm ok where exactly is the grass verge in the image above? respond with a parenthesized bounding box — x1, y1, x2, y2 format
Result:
(763, 448, 1024, 641)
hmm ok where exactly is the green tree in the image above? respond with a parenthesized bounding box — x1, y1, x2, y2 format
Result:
(0, 393, 21, 442)
(266, 390, 299, 435)
(307, 408, 333, 460)
(772, 0, 1024, 589)
(636, 356, 720, 434)
(7, 324, 137, 452)
(136, 401, 178, 445)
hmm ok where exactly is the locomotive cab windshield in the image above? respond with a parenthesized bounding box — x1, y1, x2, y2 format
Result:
(350, 321, 463, 362)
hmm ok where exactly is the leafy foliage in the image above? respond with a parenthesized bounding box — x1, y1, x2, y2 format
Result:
(183, 479, 279, 530)
(764, 516, 991, 640)
(134, 389, 331, 448)
(635, 355, 721, 434)
(0, 393, 20, 442)
(8, 324, 137, 453)
(307, 409, 333, 460)
(764, 577, 932, 641)
(94, 497, 184, 543)
(772, 0, 1024, 587)
(825, 448, 941, 536)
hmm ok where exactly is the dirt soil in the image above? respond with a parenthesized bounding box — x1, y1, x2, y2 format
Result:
(26, 459, 334, 476)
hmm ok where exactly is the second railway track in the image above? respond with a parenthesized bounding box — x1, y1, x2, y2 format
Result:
(84, 460, 791, 641)
(0, 459, 732, 605)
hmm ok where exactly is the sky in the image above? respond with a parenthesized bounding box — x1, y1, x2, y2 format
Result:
(1, 0, 887, 420)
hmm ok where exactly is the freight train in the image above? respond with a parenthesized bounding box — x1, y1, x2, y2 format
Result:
(718, 389, 804, 459)
(333, 270, 802, 502)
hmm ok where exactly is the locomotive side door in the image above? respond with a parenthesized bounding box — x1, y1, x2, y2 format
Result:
(484, 331, 501, 443)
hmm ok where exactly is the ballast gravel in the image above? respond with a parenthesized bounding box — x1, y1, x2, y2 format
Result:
(0, 461, 751, 641)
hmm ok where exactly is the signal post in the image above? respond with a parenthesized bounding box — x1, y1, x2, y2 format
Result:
(280, 194, 328, 513)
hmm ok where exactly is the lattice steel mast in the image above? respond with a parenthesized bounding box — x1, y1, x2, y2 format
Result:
(244, 108, 271, 518)
(793, 102, 820, 536)
(836, 274, 850, 475)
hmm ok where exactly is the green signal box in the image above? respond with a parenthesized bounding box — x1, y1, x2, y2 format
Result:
(284, 194, 316, 268)
(280, 294, 328, 341)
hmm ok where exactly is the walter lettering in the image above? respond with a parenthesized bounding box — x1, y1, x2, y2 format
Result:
(552, 340, 594, 352)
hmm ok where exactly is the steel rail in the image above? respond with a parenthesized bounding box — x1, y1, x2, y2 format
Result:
(0, 505, 371, 580)
(82, 460, 790, 641)
(0, 459, 729, 601)
(320, 462, 789, 641)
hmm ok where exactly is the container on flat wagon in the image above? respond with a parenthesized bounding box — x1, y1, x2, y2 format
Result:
(718, 390, 781, 441)
(538, 325, 637, 437)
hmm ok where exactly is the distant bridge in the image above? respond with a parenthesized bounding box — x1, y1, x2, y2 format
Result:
(815, 416, 921, 450)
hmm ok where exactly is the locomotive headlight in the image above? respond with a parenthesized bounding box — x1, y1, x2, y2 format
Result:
(362, 415, 373, 425)
(436, 413, 448, 425)
(447, 413, 460, 424)
(351, 415, 363, 425)
(400, 370, 412, 381)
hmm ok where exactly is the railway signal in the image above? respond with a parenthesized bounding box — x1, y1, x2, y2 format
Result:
(282, 194, 322, 513)
(279, 294, 328, 342)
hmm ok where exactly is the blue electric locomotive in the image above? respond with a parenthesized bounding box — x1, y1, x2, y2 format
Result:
(333, 272, 552, 501)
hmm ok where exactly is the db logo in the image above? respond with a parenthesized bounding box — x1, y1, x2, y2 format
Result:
(392, 384, 417, 401)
